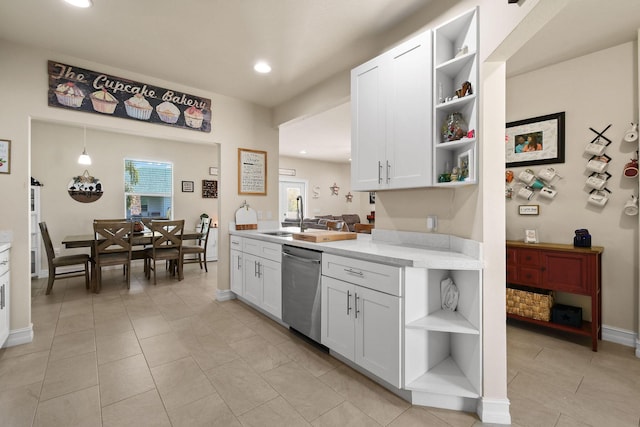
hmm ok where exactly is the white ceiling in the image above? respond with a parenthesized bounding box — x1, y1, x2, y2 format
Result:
(1, 1, 639, 164)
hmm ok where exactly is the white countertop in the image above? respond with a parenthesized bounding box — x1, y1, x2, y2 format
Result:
(229, 227, 483, 270)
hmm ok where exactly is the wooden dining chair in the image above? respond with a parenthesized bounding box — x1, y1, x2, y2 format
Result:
(182, 218, 212, 272)
(39, 222, 91, 295)
(144, 219, 184, 285)
(354, 223, 374, 234)
(93, 221, 133, 293)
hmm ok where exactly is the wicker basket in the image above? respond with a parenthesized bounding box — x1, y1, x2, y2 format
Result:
(506, 287, 553, 322)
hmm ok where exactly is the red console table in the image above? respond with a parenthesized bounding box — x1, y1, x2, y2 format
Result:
(506, 241, 603, 351)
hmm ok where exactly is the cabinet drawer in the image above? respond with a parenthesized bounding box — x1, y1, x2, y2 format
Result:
(322, 253, 401, 296)
(506, 248, 517, 265)
(230, 235, 243, 250)
(242, 238, 281, 263)
(517, 249, 539, 266)
(517, 266, 540, 286)
(0, 249, 8, 277)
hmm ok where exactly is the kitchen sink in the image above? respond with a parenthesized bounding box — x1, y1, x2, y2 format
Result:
(261, 231, 293, 237)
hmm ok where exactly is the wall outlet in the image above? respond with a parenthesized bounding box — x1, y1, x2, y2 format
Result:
(427, 215, 438, 232)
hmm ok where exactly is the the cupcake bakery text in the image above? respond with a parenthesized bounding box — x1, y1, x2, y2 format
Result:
(47, 60, 212, 133)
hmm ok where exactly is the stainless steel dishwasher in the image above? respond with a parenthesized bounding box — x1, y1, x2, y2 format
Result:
(282, 245, 322, 343)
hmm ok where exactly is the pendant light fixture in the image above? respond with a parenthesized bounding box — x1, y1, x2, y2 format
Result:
(78, 126, 92, 165)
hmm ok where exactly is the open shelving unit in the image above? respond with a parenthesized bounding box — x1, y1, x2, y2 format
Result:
(433, 7, 479, 186)
(404, 267, 482, 410)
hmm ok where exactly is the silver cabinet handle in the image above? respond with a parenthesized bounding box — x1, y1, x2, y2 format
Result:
(386, 160, 390, 184)
(0, 284, 4, 310)
(237, 256, 241, 270)
(344, 268, 363, 277)
(346, 290, 351, 315)
(257, 261, 262, 278)
(378, 161, 382, 184)
(254, 260, 258, 277)
(355, 293, 360, 319)
(0, 260, 7, 266)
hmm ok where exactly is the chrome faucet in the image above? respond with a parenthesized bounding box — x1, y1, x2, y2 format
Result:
(296, 195, 306, 232)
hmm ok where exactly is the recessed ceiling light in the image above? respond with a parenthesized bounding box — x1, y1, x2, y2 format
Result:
(299, 150, 307, 155)
(254, 61, 272, 74)
(64, 0, 92, 7)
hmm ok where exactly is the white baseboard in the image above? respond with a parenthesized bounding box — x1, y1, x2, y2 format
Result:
(477, 397, 511, 424)
(216, 289, 236, 301)
(601, 324, 637, 348)
(4, 324, 34, 347)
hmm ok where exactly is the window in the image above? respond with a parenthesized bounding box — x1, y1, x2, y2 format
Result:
(124, 159, 173, 220)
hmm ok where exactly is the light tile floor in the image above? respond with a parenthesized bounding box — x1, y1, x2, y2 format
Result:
(0, 262, 638, 426)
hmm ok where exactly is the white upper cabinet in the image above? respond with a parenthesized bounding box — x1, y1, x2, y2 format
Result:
(433, 8, 479, 186)
(351, 30, 433, 191)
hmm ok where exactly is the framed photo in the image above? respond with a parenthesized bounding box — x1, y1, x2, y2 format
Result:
(519, 205, 539, 215)
(506, 112, 565, 168)
(369, 192, 376, 204)
(457, 148, 474, 181)
(202, 180, 218, 198)
(524, 229, 538, 244)
(238, 148, 267, 195)
(181, 180, 194, 192)
(0, 139, 10, 174)
(209, 167, 218, 176)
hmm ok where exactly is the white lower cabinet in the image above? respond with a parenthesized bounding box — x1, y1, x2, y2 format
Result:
(0, 244, 10, 347)
(321, 254, 402, 388)
(230, 248, 243, 295)
(229, 236, 282, 320)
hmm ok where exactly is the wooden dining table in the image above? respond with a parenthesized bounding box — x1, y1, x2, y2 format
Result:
(62, 229, 204, 291)
(62, 229, 204, 249)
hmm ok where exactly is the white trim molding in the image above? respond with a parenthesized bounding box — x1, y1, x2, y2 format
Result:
(477, 397, 511, 425)
(636, 338, 640, 359)
(215, 289, 236, 302)
(4, 324, 34, 347)
(601, 324, 637, 349)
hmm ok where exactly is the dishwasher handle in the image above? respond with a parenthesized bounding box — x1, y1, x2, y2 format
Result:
(282, 251, 321, 264)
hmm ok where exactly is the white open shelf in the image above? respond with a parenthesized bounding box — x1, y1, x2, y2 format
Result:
(405, 356, 479, 398)
(406, 309, 479, 335)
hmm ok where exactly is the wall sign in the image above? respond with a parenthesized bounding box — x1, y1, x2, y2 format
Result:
(68, 170, 103, 203)
(48, 60, 212, 132)
(202, 180, 218, 198)
(238, 148, 267, 195)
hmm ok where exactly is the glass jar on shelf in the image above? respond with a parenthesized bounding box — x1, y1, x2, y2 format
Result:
(441, 112, 467, 142)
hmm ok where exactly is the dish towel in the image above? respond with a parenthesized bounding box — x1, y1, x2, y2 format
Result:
(441, 277, 459, 311)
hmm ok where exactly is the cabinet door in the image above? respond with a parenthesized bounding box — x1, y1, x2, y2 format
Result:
(386, 30, 432, 189)
(261, 258, 282, 319)
(0, 281, 7, 347)
(355, 286, 401, 388)
(351, 58, 386, 191)
(242, 253, 262, 307)
(541, 251, 592, 294)
(321, 276, 355, 360)
(230, 249, 243, 295)
(206, 228, 218, 261)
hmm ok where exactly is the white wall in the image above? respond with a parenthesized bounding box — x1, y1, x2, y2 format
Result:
(31, 120, 220, 268)
(279, 156, 371, 221)
(506, 41, 639, 333)
(0, 39, 279, 339)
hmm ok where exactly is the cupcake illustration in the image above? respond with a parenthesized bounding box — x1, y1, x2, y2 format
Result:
(124, 94, 152, 120)
(184, 106, 204, 129)
(156, 101, 180, 124)
(54, 82, 85, 108)
(89, 89, 118, 114)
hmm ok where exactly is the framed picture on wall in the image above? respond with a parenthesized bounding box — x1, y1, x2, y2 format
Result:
(506, 112, 565, 168)
(181, 181, 194, 192)
(0, 139, 10, 174)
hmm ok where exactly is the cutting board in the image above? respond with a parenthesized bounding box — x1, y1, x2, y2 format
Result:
(235, 206, 258, 230)
(292, 230, 357, 243)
